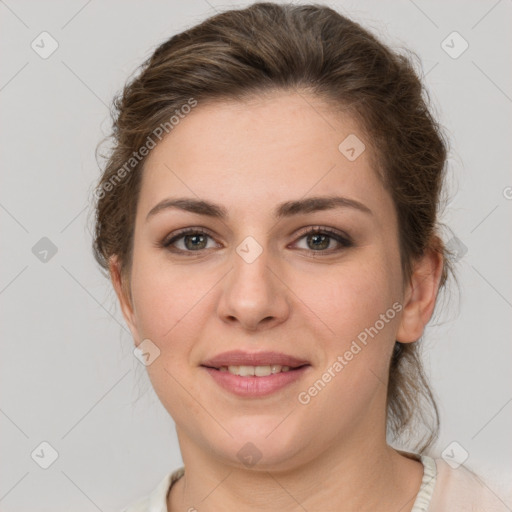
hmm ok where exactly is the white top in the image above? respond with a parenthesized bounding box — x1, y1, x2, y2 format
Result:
(121, 454, 512, 511)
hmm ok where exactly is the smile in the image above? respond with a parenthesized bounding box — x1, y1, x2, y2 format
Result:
(218, 364, 293, 376)
(201, 364, 310, 397)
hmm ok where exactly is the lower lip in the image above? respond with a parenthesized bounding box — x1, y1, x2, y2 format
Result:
(202, 366, 310, 398)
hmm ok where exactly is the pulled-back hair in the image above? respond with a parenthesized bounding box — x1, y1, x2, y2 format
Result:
(93, 2, 454, 453)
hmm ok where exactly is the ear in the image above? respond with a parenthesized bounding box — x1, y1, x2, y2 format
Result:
(396, 243, 444, 343)
(109, 255, 138, 340)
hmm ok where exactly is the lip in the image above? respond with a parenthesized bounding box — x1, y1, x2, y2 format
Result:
(202, 365, 310, 398)
(201, 350, 310, 369)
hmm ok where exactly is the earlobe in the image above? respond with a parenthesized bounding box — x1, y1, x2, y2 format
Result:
(109, 255, 138, 339)
(396, 245, 444, 343)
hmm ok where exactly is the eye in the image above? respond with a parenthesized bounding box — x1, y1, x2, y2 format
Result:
(161, 228, 219, 253)
(159, 226, 353, 255)
(292, 226, 353, 253)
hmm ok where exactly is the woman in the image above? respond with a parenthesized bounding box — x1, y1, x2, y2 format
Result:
(93, 3, 510, 511)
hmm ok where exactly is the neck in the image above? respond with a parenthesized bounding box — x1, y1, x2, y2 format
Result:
(168, 429, 424, 512)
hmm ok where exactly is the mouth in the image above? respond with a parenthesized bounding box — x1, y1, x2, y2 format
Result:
(201, 363, 309, 377)
(200, 350, 311, 397)
(200, 349, 310, 370)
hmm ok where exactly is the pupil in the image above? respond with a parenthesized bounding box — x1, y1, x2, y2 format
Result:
(185, 234, 206, 250)
(309, 234, 329, 250)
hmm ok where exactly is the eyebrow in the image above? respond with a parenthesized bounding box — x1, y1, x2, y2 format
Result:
(146, 195, 372, 222)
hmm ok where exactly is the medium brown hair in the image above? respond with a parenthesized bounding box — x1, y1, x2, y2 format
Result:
(92, 2, 455, 453)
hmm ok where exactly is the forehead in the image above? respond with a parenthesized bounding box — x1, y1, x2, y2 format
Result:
(147, 91, 363, 167)
(138, 91, 392, 223)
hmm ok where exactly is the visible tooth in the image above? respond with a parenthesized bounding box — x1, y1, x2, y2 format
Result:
(224, 364, 291, 376)
(254, 365, 272, 377)
(238, 365, 255, 377)
(270, 365, 282, 374)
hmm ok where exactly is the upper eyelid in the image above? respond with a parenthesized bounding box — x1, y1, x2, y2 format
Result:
(294, 225, 351, 240)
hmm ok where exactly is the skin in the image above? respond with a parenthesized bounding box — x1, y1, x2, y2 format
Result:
(110, 91, 443, 511)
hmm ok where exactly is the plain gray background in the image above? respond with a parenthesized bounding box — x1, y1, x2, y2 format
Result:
(1, 1, 511, 510)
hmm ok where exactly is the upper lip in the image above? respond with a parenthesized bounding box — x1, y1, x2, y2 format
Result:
(201, 350, 310, 369)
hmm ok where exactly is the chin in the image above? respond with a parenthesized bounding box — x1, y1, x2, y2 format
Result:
(206, 418, 307, 471)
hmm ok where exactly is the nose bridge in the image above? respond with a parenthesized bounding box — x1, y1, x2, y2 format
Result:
(217, 232, 289, 329)
(230, 234, 274, 302)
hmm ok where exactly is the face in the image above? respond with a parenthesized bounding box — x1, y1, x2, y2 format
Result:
(115, 91, 419, 470)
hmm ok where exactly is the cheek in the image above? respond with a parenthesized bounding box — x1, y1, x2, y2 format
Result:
(294, 267, 399, 423)
(299, 259, 400, 345)
(129, 255, 210, 419)
(130, 248, 207, 340)
(295, 254, 401, 405)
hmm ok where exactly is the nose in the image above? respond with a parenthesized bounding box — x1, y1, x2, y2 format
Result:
(216, 242, 291, 332)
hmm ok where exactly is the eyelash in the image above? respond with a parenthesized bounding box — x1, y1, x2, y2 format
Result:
(159, 226, 353, 256)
